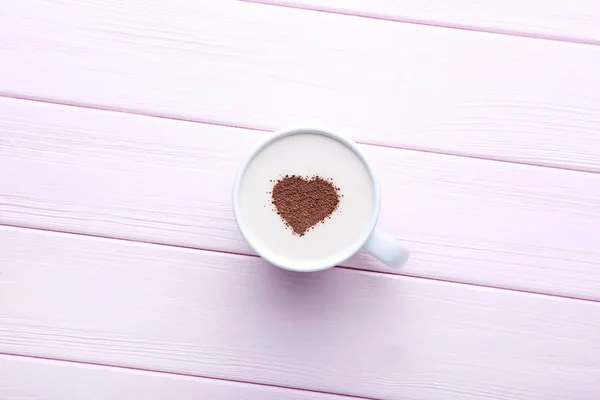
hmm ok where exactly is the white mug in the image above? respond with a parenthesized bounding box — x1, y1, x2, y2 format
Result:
(233, 127, 409, 272)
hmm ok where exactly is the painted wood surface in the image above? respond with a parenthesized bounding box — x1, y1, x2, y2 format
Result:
(0, 355, 356, 400)
(245, 0, 600, 45)
(2, 226, 600, 400)
(2, 0, 600, 172)
(2, 0, 600, 398)
(0, 355, 359, 400)
(2, 97, 600, 300)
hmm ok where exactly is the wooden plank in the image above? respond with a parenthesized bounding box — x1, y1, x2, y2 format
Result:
(245, 0, 600, 45)
(2, 98, 600, 300)
(0, 355, 357, 400)
(0, 355, 353, 400)
(1, 1, 600, 172)
(2, 226, 600, 399)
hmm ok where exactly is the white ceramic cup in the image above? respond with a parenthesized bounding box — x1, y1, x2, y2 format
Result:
(233, 127, 409, 272)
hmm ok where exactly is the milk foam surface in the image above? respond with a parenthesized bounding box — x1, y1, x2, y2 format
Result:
(239, 133, 375, 269)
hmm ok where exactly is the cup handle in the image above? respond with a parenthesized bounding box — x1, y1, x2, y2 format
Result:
(363, 229, 409, 269)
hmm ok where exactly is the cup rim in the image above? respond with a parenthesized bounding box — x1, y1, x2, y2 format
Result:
(232, 127, 381, 272)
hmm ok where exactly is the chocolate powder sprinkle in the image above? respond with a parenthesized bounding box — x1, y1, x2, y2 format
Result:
(271, 175, 340, 236)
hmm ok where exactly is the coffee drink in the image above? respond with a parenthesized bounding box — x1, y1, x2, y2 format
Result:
(238, 132, 375, 269)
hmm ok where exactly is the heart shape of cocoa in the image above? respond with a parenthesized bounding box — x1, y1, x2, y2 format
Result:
(271, 175, 340, 236)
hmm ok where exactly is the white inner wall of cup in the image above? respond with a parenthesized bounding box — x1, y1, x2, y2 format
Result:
(234, 128, 381, 272)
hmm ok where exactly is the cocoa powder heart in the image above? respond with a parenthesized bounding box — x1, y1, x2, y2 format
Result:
(271, 175, 340, 236)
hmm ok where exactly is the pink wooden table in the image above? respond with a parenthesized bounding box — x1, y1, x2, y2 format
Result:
(1, 1, 600, 398)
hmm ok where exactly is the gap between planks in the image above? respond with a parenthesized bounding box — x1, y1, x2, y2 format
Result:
(0, 353, 370, 400)
(3, 222, 600, 306)
(240, 0, 600, 47)
(1, 93, 599, 176)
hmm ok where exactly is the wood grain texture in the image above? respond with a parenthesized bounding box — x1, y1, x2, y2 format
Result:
(2, 97, 600, 300)
(2, 226, 600, 399)
(246, 0, 600, 45)
(0, 355, 357, 400)
(1, 0, 600, 171)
